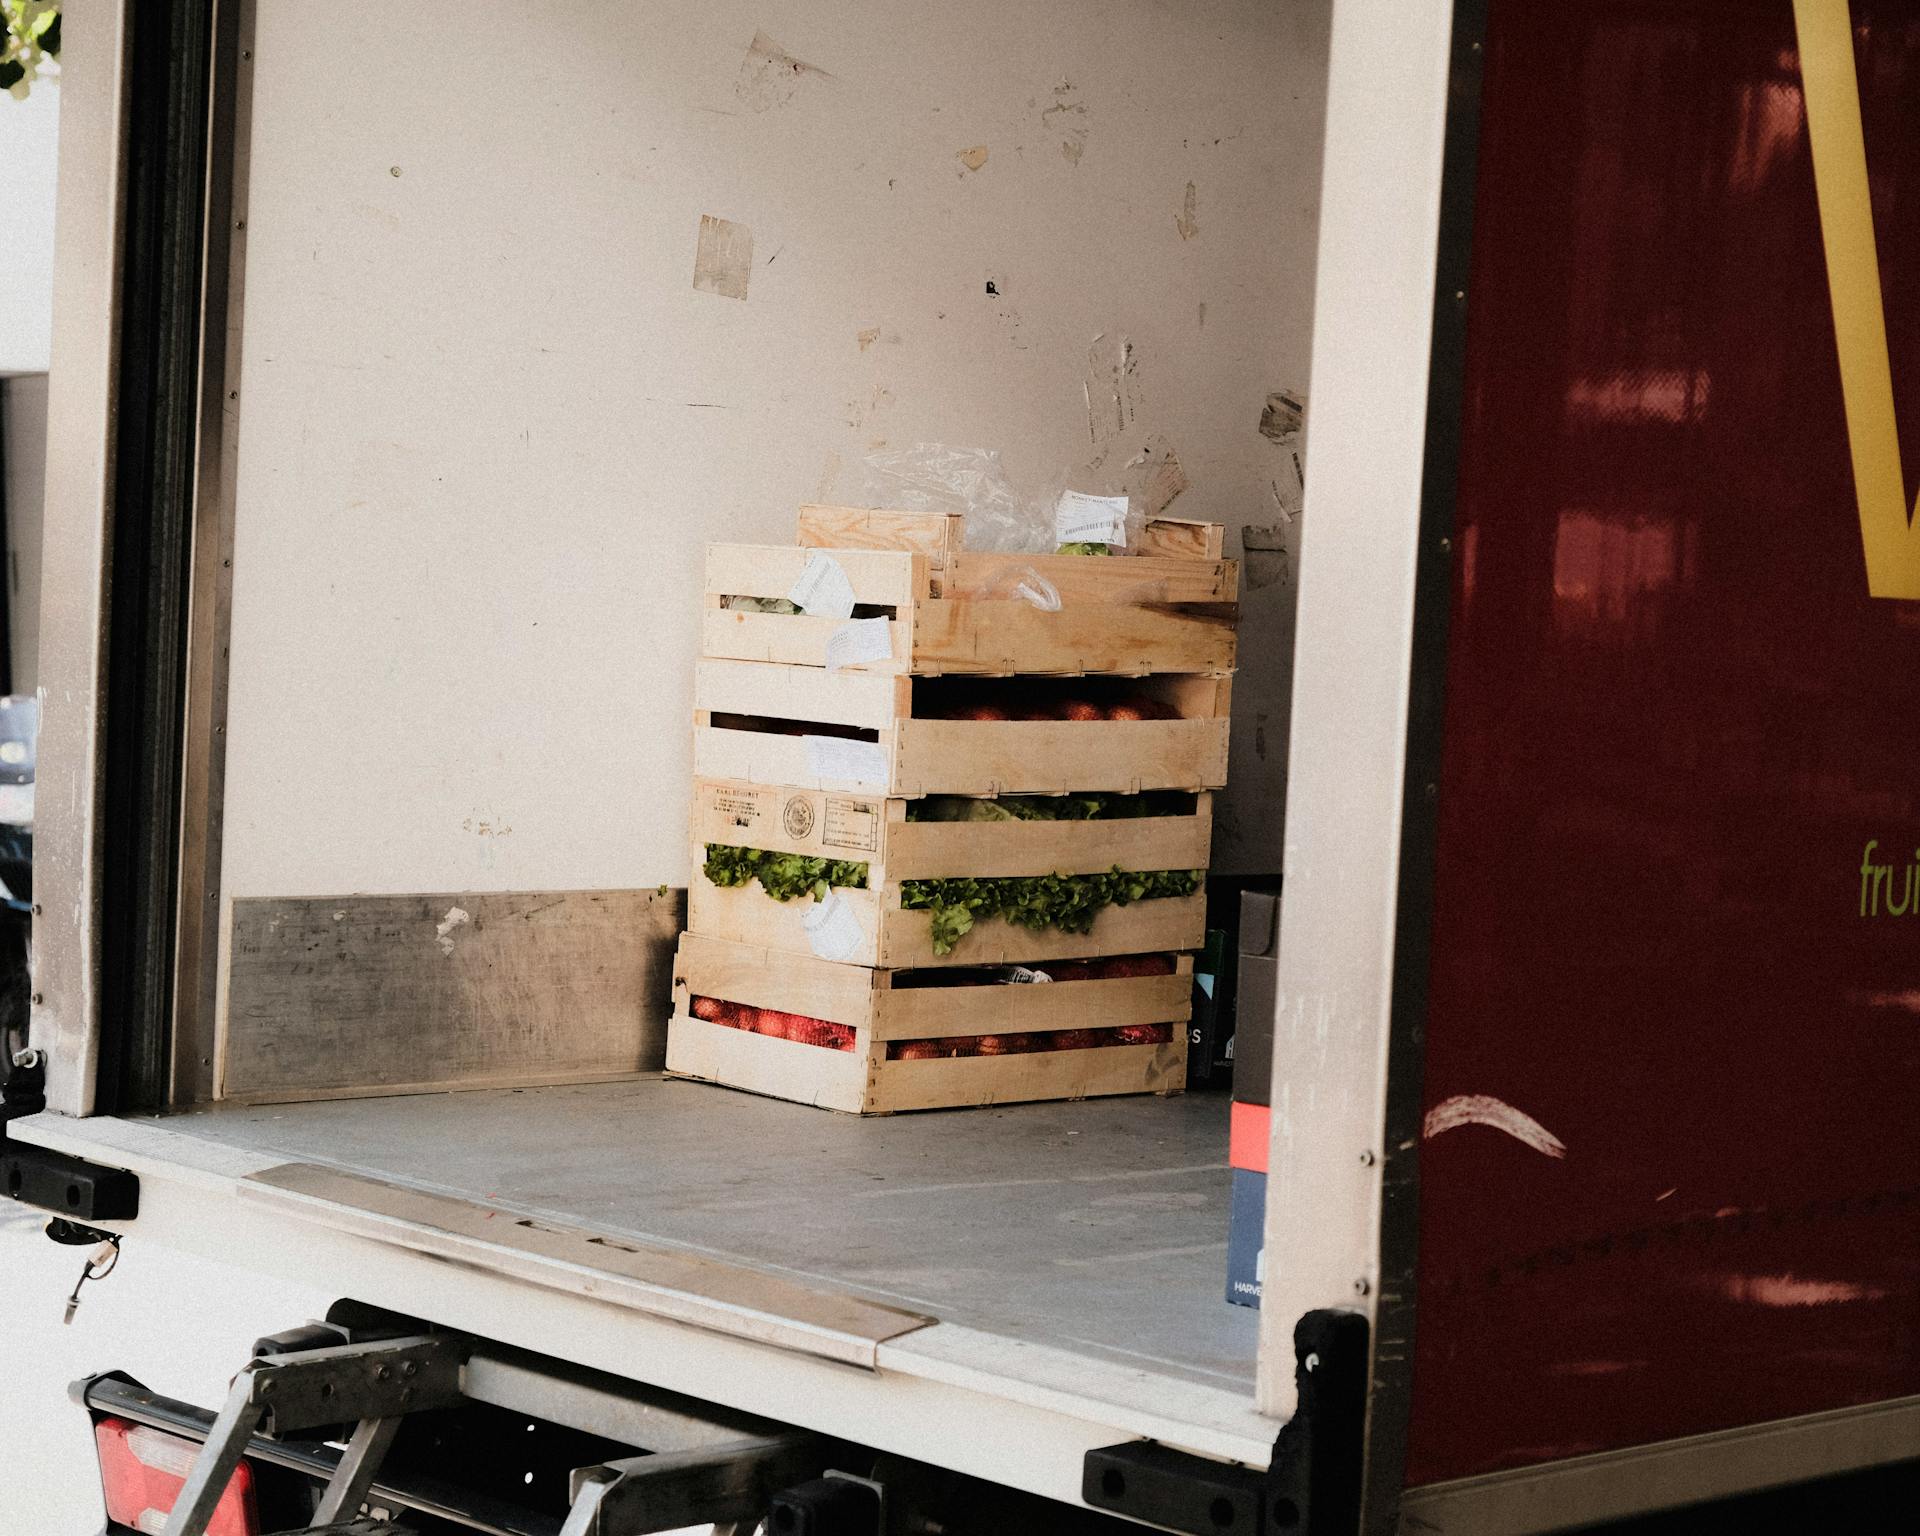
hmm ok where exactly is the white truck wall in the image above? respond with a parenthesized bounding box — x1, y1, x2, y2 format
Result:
(220, 0, 1330, 901)
(0, 80, 59, 375)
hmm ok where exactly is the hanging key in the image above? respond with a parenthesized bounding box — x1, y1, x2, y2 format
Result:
(63, 1235, 120, 1324)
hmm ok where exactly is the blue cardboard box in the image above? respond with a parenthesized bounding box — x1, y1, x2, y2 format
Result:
(1226, 1166, 1265, 1308)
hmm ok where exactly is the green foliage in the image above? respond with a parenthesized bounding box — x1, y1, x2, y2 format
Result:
(901, 866, 1203, 956)
(703, 843, 869, 903)
(2, 2, 58, 100)
(1054, 541, 1113, 556)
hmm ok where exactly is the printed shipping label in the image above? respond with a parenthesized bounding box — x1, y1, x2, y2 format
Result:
(803, 734, 890, 790)
(803, 890, 867, 962)
(823, 795, 882, 853)
(1054, 490, 1130, 547)
(787, 552, 857, 620)
(704, 783, 775, 835)
(1005, 966, 1054, 983)
(825, 616, 894, 672)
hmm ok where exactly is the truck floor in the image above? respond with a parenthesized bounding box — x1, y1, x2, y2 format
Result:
(164, 1077, 1259, 1394)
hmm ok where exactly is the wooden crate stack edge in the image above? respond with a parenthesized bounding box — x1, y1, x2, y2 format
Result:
(667, 506, 1237, 1114)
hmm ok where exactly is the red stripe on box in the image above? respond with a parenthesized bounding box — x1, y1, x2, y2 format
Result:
(1229, 1100, 1269, 1174)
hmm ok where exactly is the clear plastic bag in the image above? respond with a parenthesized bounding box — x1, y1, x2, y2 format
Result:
(860, 444, 1039, 550)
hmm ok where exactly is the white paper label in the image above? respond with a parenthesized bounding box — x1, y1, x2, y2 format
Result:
(1005, 966, 1053, 984)
(803, 734, 890, 789)
(1054, 491, 1130, 547)
(825, 616, 894, 672)
(804, 890, 866, 962)
(786, 552, 857, 620)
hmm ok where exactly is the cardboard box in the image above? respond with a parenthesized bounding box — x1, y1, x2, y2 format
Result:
(1227, 889, 1279, 1307)
(1226, 1167, 1266, 1308)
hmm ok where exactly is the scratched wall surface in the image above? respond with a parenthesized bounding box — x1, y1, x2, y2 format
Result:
(218, 0, 1331, 899)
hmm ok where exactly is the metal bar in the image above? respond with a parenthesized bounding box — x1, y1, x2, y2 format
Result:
(311, 1416, 403, 1526)
(163, 1371, 263, 1536)
(462, 1348, 781, 1455)
(580, 1433, 835, 1535)
(556, 1471, 618, 1536)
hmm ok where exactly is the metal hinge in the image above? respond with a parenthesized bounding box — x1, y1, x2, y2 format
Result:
(1082, 1308, 1371, 1536)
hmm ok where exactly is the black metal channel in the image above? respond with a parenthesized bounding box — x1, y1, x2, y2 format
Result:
(94, 0, 217, 1113)
(1363, 3, 1493, 1533)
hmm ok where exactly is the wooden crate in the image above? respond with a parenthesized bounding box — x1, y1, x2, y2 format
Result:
(665, 932, 1190, 1114)
(796, 504, 1226, 569)
(693, 660, 1232, 796)
(796, 505, 964, 585)
(688, 777, 1211, 967)
(704, 542, 1237, 677)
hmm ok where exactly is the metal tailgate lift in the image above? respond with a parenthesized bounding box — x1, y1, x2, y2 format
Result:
(153, 1325, 853, 1536)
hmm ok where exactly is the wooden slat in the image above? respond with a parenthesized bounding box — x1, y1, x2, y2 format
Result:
(688, 778, 1211, 878)
(218, 889, 682, 1104)
(687, 873, 1205, 968)
(696, 658, 909, 730)
(893, 718, 1230, 796)
(865, 1040, 1186, 1114)
(671, 933, 1194, 1040)
(673, 933, 882, 1030)
(881, 799, 1213, 879)
(873, 896, 1206, 969)
(1138, 520, 1226, 560)
(702, 609, 912, 672)
(688, 877, 885, 967)
(665, 1013, 874, 1113)
(872, 973, 1192, 1040)
(693, 725, 898, 794)
(689, 780, 892, 863)
(906, 599, 1236, 676)
(664, 1013, 1186, 1115)
(705, 542, 928, 606)
(948, 550, 1237, 605)
(796, 506, 963, 571)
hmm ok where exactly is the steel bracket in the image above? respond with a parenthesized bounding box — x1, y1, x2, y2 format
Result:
(1082, 1308, 1371, 1536)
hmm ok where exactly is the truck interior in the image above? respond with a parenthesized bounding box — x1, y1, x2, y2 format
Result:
(15, 0, 1346, 1483)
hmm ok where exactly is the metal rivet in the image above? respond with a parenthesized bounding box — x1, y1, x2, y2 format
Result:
(401, 1360, 419, 1378)
(1454, 289, 1466, 302)
(390, 165, 403, 178)
(241, 49, 251, 60)
(259, 1378, 277, 1396)
(1359, 1150, 1376, 1167)
(1425, 782, 1438, 800)
(30, 992, 43, 1006)
(235, 219, 245, 230)
(376, 1364, 392, 1381)
(1353, 1278, 1370, 1297)
(30, 903, 40, 916)
(227, 390, 238, 400)
(1439, 536, 1452, 554)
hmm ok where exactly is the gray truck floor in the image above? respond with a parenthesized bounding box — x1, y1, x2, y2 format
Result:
(171, 1077, 1258, 1392)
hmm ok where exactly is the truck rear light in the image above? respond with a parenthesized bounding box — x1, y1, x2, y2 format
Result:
(94, 1417, 260, 1535)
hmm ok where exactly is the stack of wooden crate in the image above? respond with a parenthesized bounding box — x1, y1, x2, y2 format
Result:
(665, 505, 1238, 1114)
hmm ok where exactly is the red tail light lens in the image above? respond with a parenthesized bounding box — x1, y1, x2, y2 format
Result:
(94, 1417, 259, 1535)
